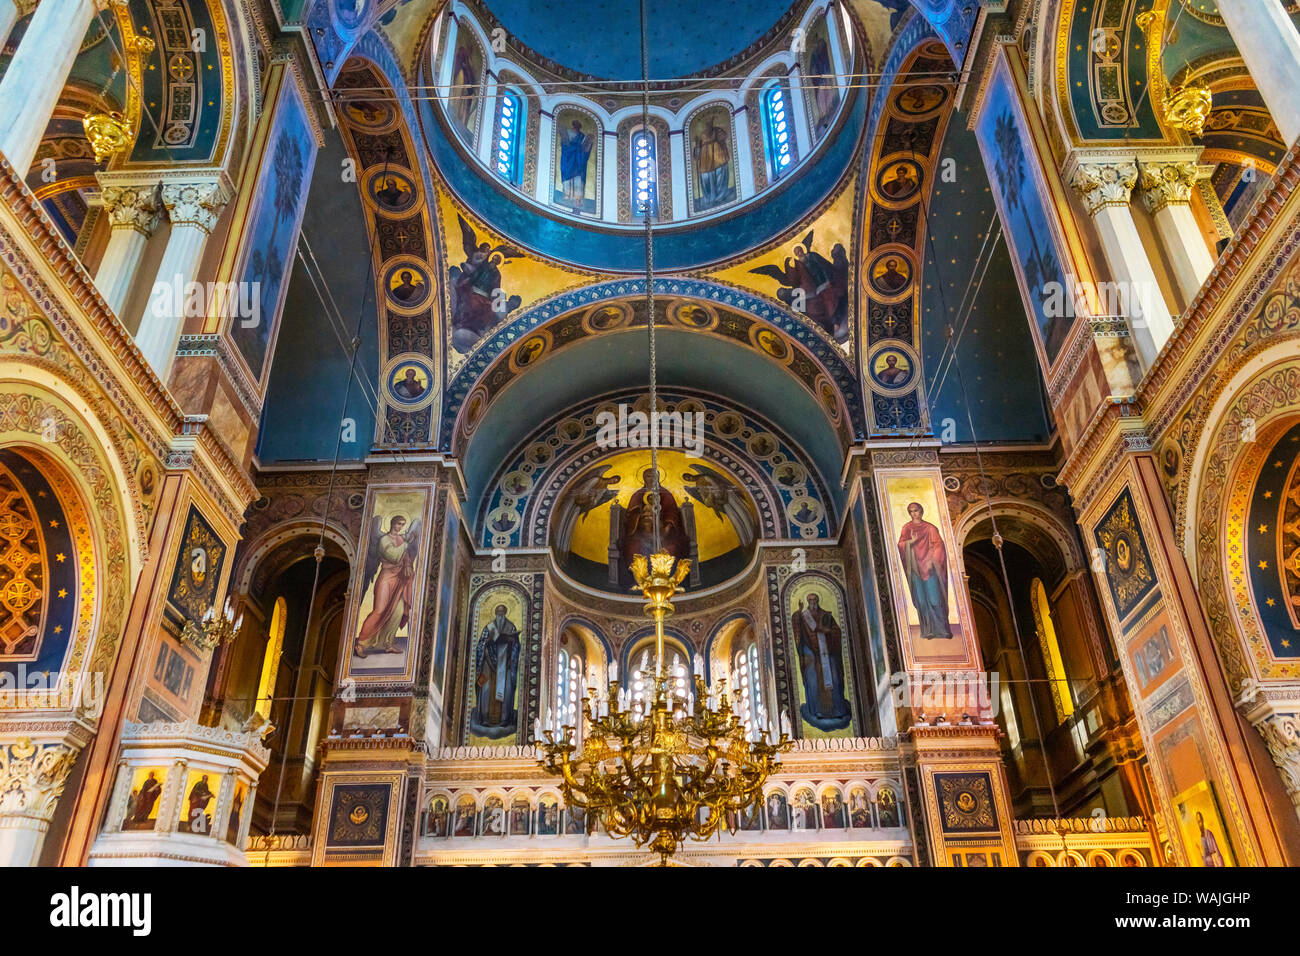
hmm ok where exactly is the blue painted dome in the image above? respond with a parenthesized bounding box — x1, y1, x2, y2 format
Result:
(483, 0, 799, 80)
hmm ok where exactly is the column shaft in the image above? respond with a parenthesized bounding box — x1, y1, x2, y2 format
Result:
(1090, 204, 1174, 366)
(1218, 0, 1300, 146)
(0, 0, 98, 175)
(1151, 202, 1216, 303)
(136, 181, 227, 379)
(95, 182, 161, 320)
(136, 222, 208, 377)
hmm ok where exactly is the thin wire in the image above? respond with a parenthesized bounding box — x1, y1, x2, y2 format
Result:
(263, 151, 393, 845)
(638, 0, 665, 683)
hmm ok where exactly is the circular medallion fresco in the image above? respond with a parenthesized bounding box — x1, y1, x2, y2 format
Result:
(582, 302, 633, 333)
(866, 249, 914, 301)
(384, 355, 437, 411)
(508, 330, 552, 372)
(341, 95, 396, 133)
(875, 157, 923, 204)
(867, 343, 918, 392)
(668, 300, 718, 330)
(382, 257, 432, 313)
(749, 323, 791, 362)
(894, 84, 947, 117)
(363, 166, 420, 216)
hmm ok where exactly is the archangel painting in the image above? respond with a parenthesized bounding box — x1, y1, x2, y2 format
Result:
(448, 213, 524, 351)
(749, 229, 850, 341)
(351, 489, 426, 674)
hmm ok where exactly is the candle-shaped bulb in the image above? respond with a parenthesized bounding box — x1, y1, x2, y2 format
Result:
(533, 718, 542, 742)
(608, 661, 618, 684)
(780, 709, 792, 737)
(693, 655, 704, 679)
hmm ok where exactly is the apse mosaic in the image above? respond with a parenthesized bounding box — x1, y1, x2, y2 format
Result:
(477, 390, 834, 593)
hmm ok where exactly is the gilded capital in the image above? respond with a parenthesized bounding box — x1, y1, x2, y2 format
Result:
(100, 184, 162, 236)
(1137, 160, 1198, 214)
(0, 738, 79, 821)
(1069, 161, 1139, 214)
(160, 181, 231, 235)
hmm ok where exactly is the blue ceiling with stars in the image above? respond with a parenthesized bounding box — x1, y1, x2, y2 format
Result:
(920, 107, 1052, 445)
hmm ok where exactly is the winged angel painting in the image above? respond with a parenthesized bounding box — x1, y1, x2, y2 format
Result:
(449, 212, 524, 351)
(749, 230, 849, 341)
(353, 509, 423, 660)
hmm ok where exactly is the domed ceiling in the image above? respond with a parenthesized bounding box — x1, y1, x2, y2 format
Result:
(483, 0, 797, 79)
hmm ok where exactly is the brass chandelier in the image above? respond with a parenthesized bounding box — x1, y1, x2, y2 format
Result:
(533, 0, 791, 864)
(535, 551, 792, 864)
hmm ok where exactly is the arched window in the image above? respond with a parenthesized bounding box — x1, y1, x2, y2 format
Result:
(762, 81, 794, 180)
(556, 645, 584, 731)
(495, 90, 524, 185)
(733, 640, 767, 738)
(630, 126, 659, 219)
(628, 641, 688, 716)
(255, 596, 286, 720)
(1030, 578, 1074, 722)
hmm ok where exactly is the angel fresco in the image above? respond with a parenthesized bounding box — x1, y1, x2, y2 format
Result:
(681, 463, 756, 549)
(552, 464, 621, 562)
(449, 213, 524, 351)
(749, 230, 849, 340)
(354, 512, 422, 658)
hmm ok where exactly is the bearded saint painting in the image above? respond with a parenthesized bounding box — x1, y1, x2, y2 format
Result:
(790, 590, 851, 731)
(354, 513, 421, 659)
(896, 501, 951, 640)
(470, 603, 521, 738)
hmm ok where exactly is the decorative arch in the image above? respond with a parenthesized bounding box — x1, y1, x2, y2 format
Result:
(0, 375, 139, 696)
(856, 34, 958, 434)
(334, 43, 446, 446)
(446, 283, 862, 454)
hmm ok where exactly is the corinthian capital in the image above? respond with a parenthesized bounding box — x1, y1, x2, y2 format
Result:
(0, 738, 79, 820)
(100, 183, 162, 236)
(160, 181, 231, 235)
(1254, 712, 1300, 808)
(1137, 160, 1199, 214)
(1069, 160, 1139, 214)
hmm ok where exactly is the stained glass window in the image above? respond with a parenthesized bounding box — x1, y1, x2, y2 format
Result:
(495, 90, 524, 185)
(631, 127, 658, 218)
(762, 82, 794, 180)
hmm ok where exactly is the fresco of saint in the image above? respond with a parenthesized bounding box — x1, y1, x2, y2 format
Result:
(692, 114, 732, 210)
(619, 468, 689, 584)
(470, 603, 521, 738)
(558, 117, 594, 211)
(896, 501, 950, 640)
(355, 513, 420, 658)
(790, 590, 851, 731)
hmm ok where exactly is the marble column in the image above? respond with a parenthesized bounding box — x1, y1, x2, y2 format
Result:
(136, 180, 229, 379)
(0, 0, 23, 51)
(0, 738, 79, 867)
(0, 0, 106, 175)
(1217, 0, 1300, 146)
(1067, 157, 1174, 368)
(1138, 157, 1217, 304)
(94, 179, 161, 319)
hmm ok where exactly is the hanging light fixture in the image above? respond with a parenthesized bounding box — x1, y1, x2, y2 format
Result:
(533, 0, 791, 865)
